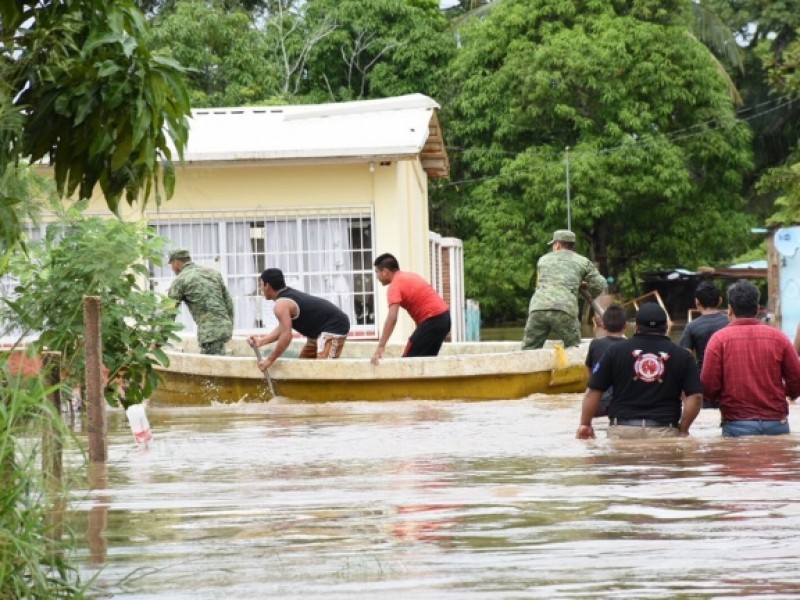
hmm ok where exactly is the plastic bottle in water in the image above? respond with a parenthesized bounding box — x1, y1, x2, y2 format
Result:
(126, 403, 153, 447)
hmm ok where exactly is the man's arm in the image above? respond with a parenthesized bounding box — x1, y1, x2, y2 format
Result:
(371, 304, 400, 365)
(700, 339, 722, 400)
(584, 262, 607, 299)
(167, 279, 184, 305)
(678, 323, 693, 351)
(255, 300, 294, 371)
(576, 388, 602, 439)
(679, 393, 702, 435)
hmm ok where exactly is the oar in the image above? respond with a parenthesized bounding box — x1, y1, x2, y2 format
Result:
(248, 339, 276, 397)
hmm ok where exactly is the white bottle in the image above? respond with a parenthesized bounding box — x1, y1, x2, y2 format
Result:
(126, 403, 153, 447)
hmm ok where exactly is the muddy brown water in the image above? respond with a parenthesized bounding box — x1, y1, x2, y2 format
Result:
(66, 396, 800, 599)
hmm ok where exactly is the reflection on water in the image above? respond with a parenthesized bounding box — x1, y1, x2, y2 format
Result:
(66, 399, 800, 599)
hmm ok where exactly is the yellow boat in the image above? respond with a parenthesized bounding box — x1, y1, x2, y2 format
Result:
(149, 338, 589, 406)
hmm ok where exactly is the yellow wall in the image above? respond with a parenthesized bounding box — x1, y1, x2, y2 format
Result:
(62, 157, 432, 343)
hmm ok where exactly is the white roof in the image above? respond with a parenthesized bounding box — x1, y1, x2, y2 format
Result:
(179, 93, 447, 174)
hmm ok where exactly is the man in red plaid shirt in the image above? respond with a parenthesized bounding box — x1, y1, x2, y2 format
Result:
(701, 280, 800, 437)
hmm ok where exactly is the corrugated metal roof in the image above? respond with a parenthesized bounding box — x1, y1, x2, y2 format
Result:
(180, 93, 449, 178)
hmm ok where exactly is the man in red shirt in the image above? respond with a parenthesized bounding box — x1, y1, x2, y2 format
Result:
(701, 280, 800, 437)
(371, 253, 450, 365)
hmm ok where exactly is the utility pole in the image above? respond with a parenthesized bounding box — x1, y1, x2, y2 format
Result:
(565, 146, 572, 231)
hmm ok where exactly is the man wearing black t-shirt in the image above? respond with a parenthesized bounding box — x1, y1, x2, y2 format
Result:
(680, 281, 728, 409)
(576, 303, 703, 440)
(679, 281, 728, 370)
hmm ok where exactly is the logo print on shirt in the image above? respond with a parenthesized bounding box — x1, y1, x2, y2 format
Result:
(631, 350, 669, 382)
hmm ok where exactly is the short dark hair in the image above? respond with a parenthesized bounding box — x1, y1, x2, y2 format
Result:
(694, 281, 721, 309)
(601, 304, 627, 333)
(260, 268, 286, 290)
(559, 241, 575, 250)
(727, 279, 759, 318)
(373, 253, 399, 271)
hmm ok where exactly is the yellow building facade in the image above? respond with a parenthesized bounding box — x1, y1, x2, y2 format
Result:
(64, 94, 459, 345)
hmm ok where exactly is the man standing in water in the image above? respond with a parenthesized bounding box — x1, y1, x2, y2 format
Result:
(702, 280, 800, 437)
(679, 281, 729, 409)
(576, 303, 703, 440)
(679, 281, 728, 371)
(371, 253, 450, 365)
(522, 229, 606, 350)
(168, 248, 234, 355)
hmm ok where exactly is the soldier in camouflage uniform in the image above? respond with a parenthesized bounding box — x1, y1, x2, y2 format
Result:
(522, 230, 606, 350)
(167, 249, 234, 355)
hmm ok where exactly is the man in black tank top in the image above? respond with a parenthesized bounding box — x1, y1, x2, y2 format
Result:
(248, 268, 350, 372)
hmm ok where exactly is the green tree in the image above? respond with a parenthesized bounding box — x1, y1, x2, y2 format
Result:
(261, 0, 337, 99)
(303, 0, 455, 101)
(760, 29, 800, 226)
(703, 0, 800, 219)
(148, 0, 282, 106)
(440, 0, 754, 321)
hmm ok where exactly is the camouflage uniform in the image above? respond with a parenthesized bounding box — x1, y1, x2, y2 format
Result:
(168, 262, 234, 355)
(522, 250, 606, 350)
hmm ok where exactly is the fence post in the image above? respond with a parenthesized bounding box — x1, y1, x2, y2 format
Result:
(84, 296, 106, 463)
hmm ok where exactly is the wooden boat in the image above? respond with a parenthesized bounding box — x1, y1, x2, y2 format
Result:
(149, 337, 590, 405)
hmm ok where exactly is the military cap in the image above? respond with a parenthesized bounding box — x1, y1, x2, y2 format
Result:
(168, 248, 191, 262)
(547, 229, 576, 245)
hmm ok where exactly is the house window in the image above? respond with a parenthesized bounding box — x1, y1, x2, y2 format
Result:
(148, 208, 375, 337)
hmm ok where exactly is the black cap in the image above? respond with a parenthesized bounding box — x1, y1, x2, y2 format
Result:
(635, 303, 667, 327)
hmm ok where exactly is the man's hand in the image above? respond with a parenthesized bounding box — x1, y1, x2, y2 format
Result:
(247, 335, 260, 348)
(576, 424, 595, 440)
(257, 357, 275, 372)
(371, 346, 385, 366)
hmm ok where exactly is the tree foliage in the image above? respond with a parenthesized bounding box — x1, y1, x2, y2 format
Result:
(439, 0, 754, 321)
(0, 0, 191, 223)
(144, 0, 455, 105)
(147, 0, 282, 106)
(2, 210, 182, 407)
(759, 26, 800, 226)
(702, 0, 800, 219)
(303, 0, 455, 101)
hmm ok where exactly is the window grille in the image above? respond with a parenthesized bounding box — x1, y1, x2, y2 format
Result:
(147, 207, 376, 337)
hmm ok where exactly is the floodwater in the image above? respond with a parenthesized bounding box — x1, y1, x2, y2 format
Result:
(66, 397, 800, 599)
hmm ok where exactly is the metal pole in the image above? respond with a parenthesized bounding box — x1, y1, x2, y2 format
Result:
(565, 146, 572, 231)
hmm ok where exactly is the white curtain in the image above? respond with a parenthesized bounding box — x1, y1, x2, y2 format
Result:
(225, 222, 258, 331)
(304, 218, 356, 326)
(262, 220, 302, 331)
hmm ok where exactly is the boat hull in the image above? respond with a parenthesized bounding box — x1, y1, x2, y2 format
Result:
(150, 339, 589, 406)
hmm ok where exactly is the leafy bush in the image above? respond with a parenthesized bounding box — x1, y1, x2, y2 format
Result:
(2, 207, 181, 406)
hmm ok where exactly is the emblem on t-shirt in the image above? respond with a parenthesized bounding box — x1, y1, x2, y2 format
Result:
(631, 350, 669, 382)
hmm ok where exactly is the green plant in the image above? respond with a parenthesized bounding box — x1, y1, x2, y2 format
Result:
(0, 354, 86, 598)
(2, 208, 182, 407)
